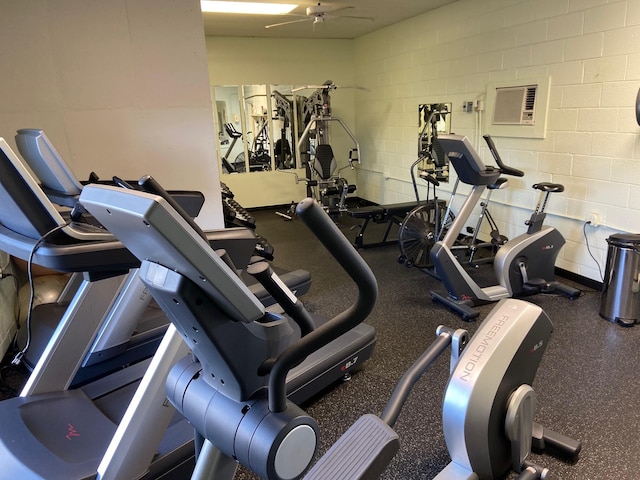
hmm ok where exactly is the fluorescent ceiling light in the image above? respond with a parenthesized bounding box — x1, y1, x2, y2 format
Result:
(201, 1, 298, 15)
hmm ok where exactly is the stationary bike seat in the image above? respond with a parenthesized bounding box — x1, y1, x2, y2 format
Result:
(532, 182, 564, 193)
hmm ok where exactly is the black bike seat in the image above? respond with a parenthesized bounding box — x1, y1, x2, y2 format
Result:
(532, 182, 564, 193)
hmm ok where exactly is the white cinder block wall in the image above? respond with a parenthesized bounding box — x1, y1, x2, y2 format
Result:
(353, 0, 640, 282)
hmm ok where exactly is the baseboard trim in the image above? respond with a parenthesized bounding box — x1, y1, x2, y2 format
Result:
(239, 206, 603, 293)
(557, 267, 602, 291)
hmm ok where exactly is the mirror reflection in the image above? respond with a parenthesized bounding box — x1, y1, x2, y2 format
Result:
(242, 84, 271, 172)
(214, 85, 245, 174)
(214, 84, 305, 174)
(418, 103, 452, 183)
(271, 85, 296, 170)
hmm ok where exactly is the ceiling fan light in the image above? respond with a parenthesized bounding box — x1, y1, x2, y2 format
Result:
(201, 1, 298, 15)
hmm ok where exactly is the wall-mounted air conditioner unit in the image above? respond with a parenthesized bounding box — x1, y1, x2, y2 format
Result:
(493, 85, 537, 125)
(484, 77, 550, 139)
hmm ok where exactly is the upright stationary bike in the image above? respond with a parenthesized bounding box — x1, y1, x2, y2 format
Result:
(430, 134, 581, 320)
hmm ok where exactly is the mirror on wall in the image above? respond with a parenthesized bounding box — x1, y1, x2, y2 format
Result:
(271, 85, 296, 170)
(213, 84, 304, 174)
(213, 85, 245, 173)
(418, 103, 452, 183)
(211, 83, 360, 177)
(242, 84, 271, 172)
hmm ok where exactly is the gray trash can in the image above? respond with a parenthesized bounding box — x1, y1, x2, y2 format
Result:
(600, 233, 640, 326)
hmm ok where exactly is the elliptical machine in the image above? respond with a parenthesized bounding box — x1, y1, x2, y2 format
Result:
(430, 134, 581, 320)
(306, 298, 581, 480)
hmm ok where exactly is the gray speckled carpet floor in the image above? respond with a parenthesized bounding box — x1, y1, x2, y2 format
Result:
(235, 206, 640, 480)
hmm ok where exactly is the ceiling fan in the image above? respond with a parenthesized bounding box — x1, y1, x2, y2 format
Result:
(265, 3, 374, 30)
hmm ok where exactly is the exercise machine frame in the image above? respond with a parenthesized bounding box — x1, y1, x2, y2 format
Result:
(430, 134, 581, 320)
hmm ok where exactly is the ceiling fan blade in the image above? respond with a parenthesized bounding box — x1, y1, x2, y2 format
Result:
(265, 17, 313, 29)
(336, 14, 375, 22)
(333, 85, 371, 92)
(318, 5, 353, 15)
(292, 83, 369, 93)
(292, 83, 335, 93)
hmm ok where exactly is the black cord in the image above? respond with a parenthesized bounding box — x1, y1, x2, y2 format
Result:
(583, 221, 604, 283)
(11, 223, 69, 366)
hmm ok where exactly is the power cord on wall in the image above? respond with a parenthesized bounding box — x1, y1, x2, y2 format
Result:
(583, 220, 604, 283)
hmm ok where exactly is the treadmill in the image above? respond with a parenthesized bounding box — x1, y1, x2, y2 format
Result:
(0, 136, 376, 479)
(12, 128, 312, 381)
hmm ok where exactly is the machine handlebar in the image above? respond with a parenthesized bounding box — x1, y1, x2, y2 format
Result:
(483, 135, 525, 177)
(268, 198, 378, 412)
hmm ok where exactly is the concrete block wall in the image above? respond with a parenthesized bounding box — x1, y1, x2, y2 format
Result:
(353, 0, 640, 281)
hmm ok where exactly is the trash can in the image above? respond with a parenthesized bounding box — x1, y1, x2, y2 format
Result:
(600, 233, 640, 326)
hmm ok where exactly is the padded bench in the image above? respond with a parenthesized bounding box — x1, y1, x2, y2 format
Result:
(348, 199, 446, 249)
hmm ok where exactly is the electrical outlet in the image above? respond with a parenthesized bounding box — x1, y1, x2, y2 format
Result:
(587, 211, 602, 227)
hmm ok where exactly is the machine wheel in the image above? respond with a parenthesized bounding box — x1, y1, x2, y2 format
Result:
(399, 204, 454, 269)
(232, 152, 247, 173)
(399, 205, 436, 269)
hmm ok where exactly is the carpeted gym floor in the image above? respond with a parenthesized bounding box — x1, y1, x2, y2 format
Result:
(235, 206, 640, 480)
(1, 204, 638, 479)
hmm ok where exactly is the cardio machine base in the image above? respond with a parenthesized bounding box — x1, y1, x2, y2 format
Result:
(0, 365, 195, 480)
(430, 290, 482, 321)
(0, 322, 375, 480)
(431, 276, 581, 322)
(430, 226, 582, 321)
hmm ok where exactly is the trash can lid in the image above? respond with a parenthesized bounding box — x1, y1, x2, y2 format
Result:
(607, 233, 640, 247)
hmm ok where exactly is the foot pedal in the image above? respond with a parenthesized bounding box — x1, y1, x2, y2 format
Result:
(304, 414, 399, 480)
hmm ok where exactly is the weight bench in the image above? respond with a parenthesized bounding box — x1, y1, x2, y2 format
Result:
(349, 199, 446, 249)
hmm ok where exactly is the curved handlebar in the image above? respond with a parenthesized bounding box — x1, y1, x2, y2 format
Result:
(268, 198, 378, 412)
(483, 135, 525, 177)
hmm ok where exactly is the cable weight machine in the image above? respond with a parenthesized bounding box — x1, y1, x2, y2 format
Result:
(278, 80, 364, 220)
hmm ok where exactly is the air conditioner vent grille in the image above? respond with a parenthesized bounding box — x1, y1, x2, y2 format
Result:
(524, 86, 537, 111)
